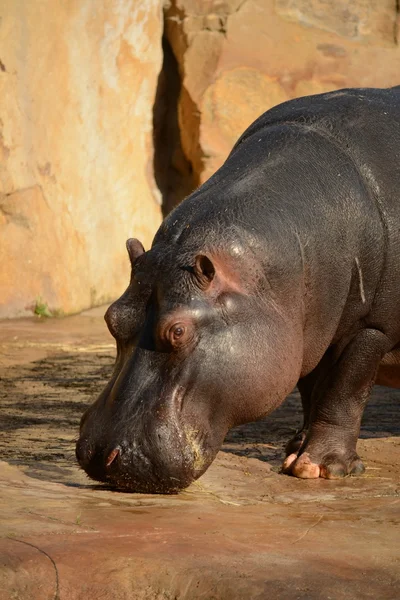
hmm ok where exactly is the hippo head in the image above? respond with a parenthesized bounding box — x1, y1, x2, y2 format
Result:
(76, 238, 302, 493)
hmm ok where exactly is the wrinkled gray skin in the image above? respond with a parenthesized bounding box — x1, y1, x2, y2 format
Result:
(77, 87, 400, 492)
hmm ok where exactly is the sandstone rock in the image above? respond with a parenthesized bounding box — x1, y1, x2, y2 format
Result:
(0, 0, 163, 318)
(165, 0, 400, 184)
(275, 0, 398, 45)
(202, 68, 288, 176)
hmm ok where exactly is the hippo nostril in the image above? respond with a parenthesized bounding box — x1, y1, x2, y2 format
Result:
(106, 447, 120, 467)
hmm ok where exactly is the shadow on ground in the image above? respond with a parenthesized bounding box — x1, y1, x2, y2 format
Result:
(0, 342, 399, 484)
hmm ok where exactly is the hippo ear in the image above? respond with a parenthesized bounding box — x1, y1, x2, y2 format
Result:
(194, 255, 215, 288)
(194, 253, 246, 295)
(126, 238, 145, 267)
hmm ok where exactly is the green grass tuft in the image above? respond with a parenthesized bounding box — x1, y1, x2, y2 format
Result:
(34, 297, 53, 318)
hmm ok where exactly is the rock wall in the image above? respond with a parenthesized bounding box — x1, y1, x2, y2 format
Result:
(2, 0, 400, 317)
(165, 0, 400, 182)
(0, 0, 163, 318)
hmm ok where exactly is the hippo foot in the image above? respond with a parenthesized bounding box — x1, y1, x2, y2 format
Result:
(282, 450, 365, 479)
(285, 429, 307, 456)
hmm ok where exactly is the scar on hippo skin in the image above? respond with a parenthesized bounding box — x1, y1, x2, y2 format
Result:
(354, 257, 366, 304)
(77, 86, 400, 492)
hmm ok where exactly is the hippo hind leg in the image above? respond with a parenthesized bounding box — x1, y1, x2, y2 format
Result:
(283, 329, 392, 479)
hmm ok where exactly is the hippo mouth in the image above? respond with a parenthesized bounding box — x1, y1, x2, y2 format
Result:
(76, 424, 214, 494)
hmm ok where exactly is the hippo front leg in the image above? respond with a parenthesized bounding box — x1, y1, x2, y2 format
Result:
(283, 329, 391, 479)
(285, 350, 336, 456)
(284, 376, 314, 456)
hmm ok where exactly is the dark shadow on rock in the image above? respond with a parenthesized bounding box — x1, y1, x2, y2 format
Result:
(152, 35, 197, 217)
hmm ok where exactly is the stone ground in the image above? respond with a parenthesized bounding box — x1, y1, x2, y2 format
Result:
(0, 308, 399, 600)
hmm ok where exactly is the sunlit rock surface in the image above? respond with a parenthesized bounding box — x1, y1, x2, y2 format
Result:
(0, 0, 163, 318)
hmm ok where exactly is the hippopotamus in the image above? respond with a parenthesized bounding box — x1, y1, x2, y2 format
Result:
(76, 86, 400, 493)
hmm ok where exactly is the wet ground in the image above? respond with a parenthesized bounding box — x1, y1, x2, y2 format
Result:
(0, 308, 399, 599)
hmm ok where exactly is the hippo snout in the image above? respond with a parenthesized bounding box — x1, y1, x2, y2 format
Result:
(75, 423, 211, 494)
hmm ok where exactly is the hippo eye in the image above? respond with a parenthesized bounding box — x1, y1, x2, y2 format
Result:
(171, 324, 185, 340)
(166, 323, 189, 347)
